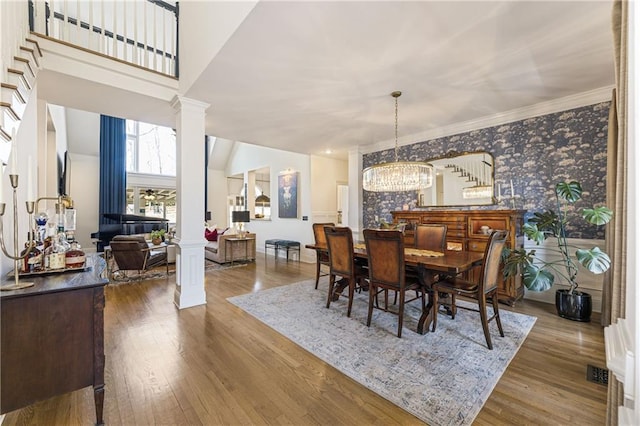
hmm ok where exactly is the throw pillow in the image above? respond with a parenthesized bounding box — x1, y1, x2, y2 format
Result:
(205, 228, 218, 242)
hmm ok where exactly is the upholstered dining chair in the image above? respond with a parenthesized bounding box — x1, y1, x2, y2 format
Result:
(396, 224, 448, 306)
(109, 235, 168, 278)
(324, 226, 368, 317)
(363, 229, 425, 338)
(414, 224, 447, 251)
(431, 230, 508, 350)
(312, 222, 334, 289)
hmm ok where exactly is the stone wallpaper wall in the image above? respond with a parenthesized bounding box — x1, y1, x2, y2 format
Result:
(363, 102, 610, 239)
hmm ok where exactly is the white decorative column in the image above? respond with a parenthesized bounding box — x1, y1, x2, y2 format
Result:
(171, 95, 209, 309)
(348, 146, 364, 239)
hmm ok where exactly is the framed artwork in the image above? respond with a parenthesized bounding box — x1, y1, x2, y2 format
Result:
(278, 170, 298, 218)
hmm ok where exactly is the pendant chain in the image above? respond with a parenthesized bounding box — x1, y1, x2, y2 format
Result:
(394, 95, 399, 162)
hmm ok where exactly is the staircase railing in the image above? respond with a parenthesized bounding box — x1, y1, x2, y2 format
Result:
(29, 0, 179, 77)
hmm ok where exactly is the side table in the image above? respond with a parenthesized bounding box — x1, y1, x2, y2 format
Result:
(225, 236, 256, 265)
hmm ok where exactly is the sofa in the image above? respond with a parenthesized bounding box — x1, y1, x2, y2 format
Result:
(205, 232, 256, 264)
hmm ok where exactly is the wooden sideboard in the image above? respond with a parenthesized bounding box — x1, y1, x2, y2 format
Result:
(392, 209, 526, 305)
(1, 257, 108, 425)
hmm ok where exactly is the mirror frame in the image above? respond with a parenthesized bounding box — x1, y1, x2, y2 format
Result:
(418, 150, 495, 207)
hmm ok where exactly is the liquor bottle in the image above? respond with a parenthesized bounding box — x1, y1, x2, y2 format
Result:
(42, 236, 53, 270)
(65, 241, 86, 269)
(21, 233, 42, 273)
(48, 232, 69, 270)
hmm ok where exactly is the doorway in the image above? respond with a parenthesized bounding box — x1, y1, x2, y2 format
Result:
(337, 184, 349, 226)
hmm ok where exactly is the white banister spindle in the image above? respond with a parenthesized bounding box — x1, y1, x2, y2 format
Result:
(153, 4, 157, 72)
(133, 1, 138, 66)
(171, 11, 176, 75)
(75, 0, 80, 44)
(100, 0, 105, 55)
(112, 1, 116, 58)
(162, 7, 167, 74)
(144, 0, 148, 69)
(88, 0, 93, 51)
(62, 0, 69, 42)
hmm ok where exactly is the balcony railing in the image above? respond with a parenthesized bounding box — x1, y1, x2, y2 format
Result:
(29, 0, 179, 77)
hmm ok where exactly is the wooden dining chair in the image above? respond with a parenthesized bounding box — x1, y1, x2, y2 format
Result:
(324, 226, 368, 317)
(402, 224, 448, 305)
(312, 222, 334, 289)
(363, 229, 424, 338)
(431, 230, 508, 349)
(414, 224, 447, 251)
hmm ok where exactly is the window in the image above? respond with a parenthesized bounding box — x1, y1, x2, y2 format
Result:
(126, 120, 176, 176)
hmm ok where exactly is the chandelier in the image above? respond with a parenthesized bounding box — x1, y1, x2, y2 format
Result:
(362, 91, 432, 192)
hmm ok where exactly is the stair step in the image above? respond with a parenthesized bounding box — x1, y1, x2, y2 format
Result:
(1, 102, 21, 122)
(13, 56, 36, 79)
(7, 68, 32, 91)
(1, 83, 27, 104)
(0, 131, 11, 163)
(0, 126, 11, 143)
(25, 38, 43, 57)
(20, 46, 40, 68)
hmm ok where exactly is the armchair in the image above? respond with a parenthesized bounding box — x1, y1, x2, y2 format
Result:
(109, 235, 168, 278)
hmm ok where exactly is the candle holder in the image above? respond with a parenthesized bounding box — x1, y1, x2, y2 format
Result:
(496, 182, 521, 209)
(0, 174, 36, 291)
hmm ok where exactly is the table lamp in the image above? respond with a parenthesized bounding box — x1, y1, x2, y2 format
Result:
(232, 210, 250, 236)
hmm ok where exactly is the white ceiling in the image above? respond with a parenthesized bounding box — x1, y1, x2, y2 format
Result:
(183, 1, 615, 159)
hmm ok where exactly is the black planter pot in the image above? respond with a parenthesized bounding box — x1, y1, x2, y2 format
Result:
(555, 289, 592, 322)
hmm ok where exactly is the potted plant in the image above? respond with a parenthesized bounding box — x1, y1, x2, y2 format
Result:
(503, 181, 613, 322)
(150, 229, 166, 245)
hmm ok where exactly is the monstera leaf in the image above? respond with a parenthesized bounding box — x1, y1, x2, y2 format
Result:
(522, 264, 555, 292)
(522, 223, 547, 245)
(528, 210, 560, 236)
(576, 247, 611, 274)
(582, 206, 613, 226)
(555, 181, 582, 203)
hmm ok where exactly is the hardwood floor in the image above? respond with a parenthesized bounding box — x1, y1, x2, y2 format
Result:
(2, 255, 607, 425)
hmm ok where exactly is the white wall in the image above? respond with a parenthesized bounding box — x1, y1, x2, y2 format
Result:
(65, 108, 100, 156)
(178, 1, 258, 94)
(207, 169, 232, 229)
(68, 153, 99, 251)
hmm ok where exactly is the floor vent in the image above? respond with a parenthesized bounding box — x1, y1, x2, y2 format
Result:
(586, 364, 609, 385)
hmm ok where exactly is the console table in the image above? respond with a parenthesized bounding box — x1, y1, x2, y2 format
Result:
(0, 256, 108, 425)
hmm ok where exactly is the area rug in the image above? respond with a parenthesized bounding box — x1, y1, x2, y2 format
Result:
(109, 260, 247, 284)
(227, 279, 536, 426)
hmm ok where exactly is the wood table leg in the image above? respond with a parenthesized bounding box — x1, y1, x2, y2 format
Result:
(416, 264, 435, 334)
(94, 385, 105, 425)
(417, 291, 433, 334)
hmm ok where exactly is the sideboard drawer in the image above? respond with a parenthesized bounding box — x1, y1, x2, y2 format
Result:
(468, 240, 487, 253)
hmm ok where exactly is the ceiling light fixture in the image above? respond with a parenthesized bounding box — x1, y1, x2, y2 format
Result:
(362, 91, 433, 192)
(143, 189, 156, 200)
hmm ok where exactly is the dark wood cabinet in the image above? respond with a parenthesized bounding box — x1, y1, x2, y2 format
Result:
(1, 260, 108, 424)
(392, 209, 525, 305)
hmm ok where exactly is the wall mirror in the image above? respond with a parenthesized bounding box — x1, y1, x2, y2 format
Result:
(418, 151, 495, 207)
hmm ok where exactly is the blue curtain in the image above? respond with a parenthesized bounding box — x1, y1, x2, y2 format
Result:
(99, 115, 126, 224)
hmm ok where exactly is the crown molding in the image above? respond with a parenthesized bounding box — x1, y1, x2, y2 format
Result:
(361, 86, 614, 154)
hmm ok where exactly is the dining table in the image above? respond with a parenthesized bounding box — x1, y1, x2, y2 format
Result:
(305, 242, 484, 334)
